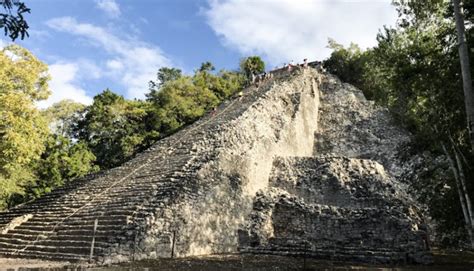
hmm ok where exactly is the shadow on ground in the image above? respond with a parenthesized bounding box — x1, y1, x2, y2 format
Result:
(2, 250, 474, 271)
(94, 251, 474, 271)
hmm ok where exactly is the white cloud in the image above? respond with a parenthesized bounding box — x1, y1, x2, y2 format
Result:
(37, 62, 93, 109)
(76, 59, 103, 79)
(95, 0, 121, 18)
(106, 59, 124, 71)
(0, 39, 8, 49)
(46, 17, 171, 99)
(205, 0, 397, 66)
(28, 29, 51, 41)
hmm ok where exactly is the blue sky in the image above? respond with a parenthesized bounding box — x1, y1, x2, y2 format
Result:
(2, 0, 398, 107)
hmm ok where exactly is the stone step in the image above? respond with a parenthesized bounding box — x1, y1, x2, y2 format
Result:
(21, 218, 127, 227)
(6, 228, 126, 237)
(16, 200, 150, 213)
(28, 183, 176, 201)
(0, 196, 177, 223)
(52, 234, 122, 243)
(24, 215, 129, 224)
(14, 223, 126, 232)
(1, 215, 129, 227)
(0, 248, 90, 262)
(241, 246, 405, 259)
(14, 195, 152, 208)
(0, 237, 111, 248)
(10, 208, 139, 218)
(0, 241, 106, 255)
(0, 232, 121, 244)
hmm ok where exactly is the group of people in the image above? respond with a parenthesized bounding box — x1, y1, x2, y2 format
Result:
(210, 58, 314, 117)
(251, 58, 311, 86)
(285, 58, 310, 72)
(251, 71, 274, 87)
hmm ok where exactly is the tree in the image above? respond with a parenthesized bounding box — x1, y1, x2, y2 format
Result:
(148, 67, 183, 102)
(29, 134, 98, 200)
(0, 0, 30, 41)
(42, 99, 86, 137)
(9, 100, 99, 204)
(148, 67, 182, 90)
(323, 39, 372, 98)
(324, 1, 474, 246)
(146, 64, 244, 138)
(74, 89, 151, 169)
(0, 45, 50, 208)
(198, 61, 215, 73)
(240, 56, 265, 84)
(207, 70, 245, 100)
(452, 0, 474, 153)
(149, 76, 220, 133)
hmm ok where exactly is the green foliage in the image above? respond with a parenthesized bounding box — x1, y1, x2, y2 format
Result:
(74, 89, 152, 169)
(156, 76, 219, 128)
(210, 70, 246, 100)
(148, 67, 183, 103)
(324, 1, 474, 242)
(0, 54, 245, 209)
(30, 135, 98, 199)
(71, 64, 244, 172)
(323, 39, 372, 98)
(240, 56, 265, 83)
(0, 45, 50, 209)
(149, 67, 182, 90)
(0, 45, 102, 208)
(392, 0, 446, 28)
(42, 99, 86, 137)
(147, 66, 244, 137)
(198, 61, 215, 73)
(0, 0, 30, 41)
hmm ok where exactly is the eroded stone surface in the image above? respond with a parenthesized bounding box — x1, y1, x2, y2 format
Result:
(315, 76, 411, 178)
(269, 157, 407, 208)
(238, 74, 433, 264)
(0, 68, 432, 265)
(0, 68, 322, 264)
(239, 158, 432, 264)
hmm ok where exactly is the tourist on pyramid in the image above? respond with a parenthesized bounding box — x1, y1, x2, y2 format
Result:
(287, 60, 294, 72)
(303, 58, 308, 68)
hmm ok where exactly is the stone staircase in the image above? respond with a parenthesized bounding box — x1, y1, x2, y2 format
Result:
(0, 67, 432, 265)
(0, 68, 307, 263)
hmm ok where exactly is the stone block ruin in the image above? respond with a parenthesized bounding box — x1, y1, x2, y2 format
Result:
(0, 67, 433, 264)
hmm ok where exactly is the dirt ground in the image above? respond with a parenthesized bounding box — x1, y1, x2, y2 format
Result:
(102, 253, 474, 271)
(1, 250, 474, 271)
(0, 258, 72, 270)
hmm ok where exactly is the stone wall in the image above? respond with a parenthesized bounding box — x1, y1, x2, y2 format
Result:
(239, 157, 432, 264)
(238, 74, 433, 264)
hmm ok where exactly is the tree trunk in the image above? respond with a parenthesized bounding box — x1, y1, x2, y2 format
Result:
(453, 144, 474, 230)
(449, 134, 474, 226)
(441, 142, 474, 246)
(453, 0, 474, 152)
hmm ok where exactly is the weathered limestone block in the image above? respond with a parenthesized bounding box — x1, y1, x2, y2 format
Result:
(270, 157, 407, 208)
(238, 72, 434, 264)
(120, 69, 323, 262)
(239, 157, 432, 264)
(315, 75, 411, 177)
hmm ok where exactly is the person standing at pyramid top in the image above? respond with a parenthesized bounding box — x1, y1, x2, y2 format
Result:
(288, 60, 295, 72)
(303, 58, 308, 68)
